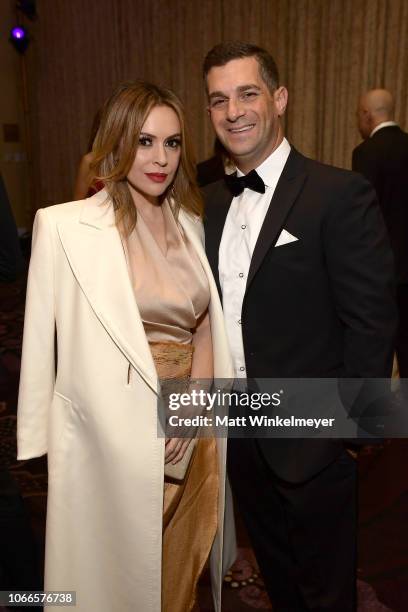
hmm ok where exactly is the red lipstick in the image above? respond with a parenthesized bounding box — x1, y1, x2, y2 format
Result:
(145, 173, 167, 183)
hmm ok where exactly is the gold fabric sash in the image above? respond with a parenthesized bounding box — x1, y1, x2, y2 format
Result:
(150, 341, 218, 612)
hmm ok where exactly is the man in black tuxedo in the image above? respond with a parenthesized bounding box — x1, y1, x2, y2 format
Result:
(202, 42, 397, 612)
(353, 89, 408, 384)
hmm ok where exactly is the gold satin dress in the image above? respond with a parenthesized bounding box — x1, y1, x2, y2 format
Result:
(124, 201, 218, 612)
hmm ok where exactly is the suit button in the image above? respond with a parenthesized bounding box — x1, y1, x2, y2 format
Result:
(239, 272, 244, 278)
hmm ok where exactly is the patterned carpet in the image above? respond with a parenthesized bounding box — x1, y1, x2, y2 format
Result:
(1, 278, 407, 611)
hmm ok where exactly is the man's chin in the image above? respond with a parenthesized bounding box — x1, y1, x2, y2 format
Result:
(223, 143, 255, 160)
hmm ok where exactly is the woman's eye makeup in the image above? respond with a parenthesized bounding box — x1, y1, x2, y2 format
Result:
(138, 135, 180, 148)
(139, 135, 152, 146)
(166, 138, 181, 148)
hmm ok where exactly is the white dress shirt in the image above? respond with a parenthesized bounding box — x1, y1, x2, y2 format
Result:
(370, 121, 398, 137)
(219, 137, 291, 377)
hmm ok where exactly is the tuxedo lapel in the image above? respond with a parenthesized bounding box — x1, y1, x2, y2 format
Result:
(246, 148, 307, 290)
(57, 191, 158, 392)
(203, 179, 232, 297)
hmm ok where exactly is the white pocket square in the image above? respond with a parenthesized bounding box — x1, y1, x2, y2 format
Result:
(275, 229, 299, 247)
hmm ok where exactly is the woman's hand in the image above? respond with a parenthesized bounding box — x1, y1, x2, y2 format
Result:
(164, 438, 193, 464)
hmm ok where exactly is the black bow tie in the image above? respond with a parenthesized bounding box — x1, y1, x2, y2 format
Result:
(224, 169, 265, 197)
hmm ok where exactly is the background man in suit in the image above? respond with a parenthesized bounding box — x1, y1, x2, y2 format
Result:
(196, 138, 231, 187)
(353, 89, 408, 387)
(202, 42, 396, 612)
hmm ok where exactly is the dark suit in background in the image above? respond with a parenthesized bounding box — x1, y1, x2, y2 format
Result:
(204, 147, 397, 611)
(197, 137, 232, 187)
(0, 174, 24, 283)
(196, 155, 225, 187)
(352, 124, 408, 379)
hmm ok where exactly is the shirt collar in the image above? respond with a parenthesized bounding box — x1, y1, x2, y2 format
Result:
(236, 137, 291, 188)
(370, 121, 398, 137)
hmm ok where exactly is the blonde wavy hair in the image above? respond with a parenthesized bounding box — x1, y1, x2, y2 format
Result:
(91, 80, 203, 234)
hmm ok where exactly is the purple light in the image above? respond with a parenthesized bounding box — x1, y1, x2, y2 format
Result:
(11, 27, 26, 40)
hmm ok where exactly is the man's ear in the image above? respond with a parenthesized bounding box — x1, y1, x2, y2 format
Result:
(274, 86, 288, 116)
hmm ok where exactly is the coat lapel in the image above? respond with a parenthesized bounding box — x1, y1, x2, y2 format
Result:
(179, 209, 234, 380)
(246, 148, 307, 290)
(57, 190, 158, 393)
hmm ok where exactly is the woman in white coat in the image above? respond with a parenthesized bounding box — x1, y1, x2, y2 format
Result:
(17, 81, 235, 612)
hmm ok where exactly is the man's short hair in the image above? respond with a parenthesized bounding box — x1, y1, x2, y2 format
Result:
(203, 41, 279, 94)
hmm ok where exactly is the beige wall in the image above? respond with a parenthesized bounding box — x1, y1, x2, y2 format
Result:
(0, 1, 31, 228)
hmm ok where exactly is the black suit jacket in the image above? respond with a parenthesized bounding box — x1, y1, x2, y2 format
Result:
(352, 125, 408, 283)
(203, 147, 397, 482)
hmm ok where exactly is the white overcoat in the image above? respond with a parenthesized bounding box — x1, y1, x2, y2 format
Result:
(17, 190, 236, 611)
